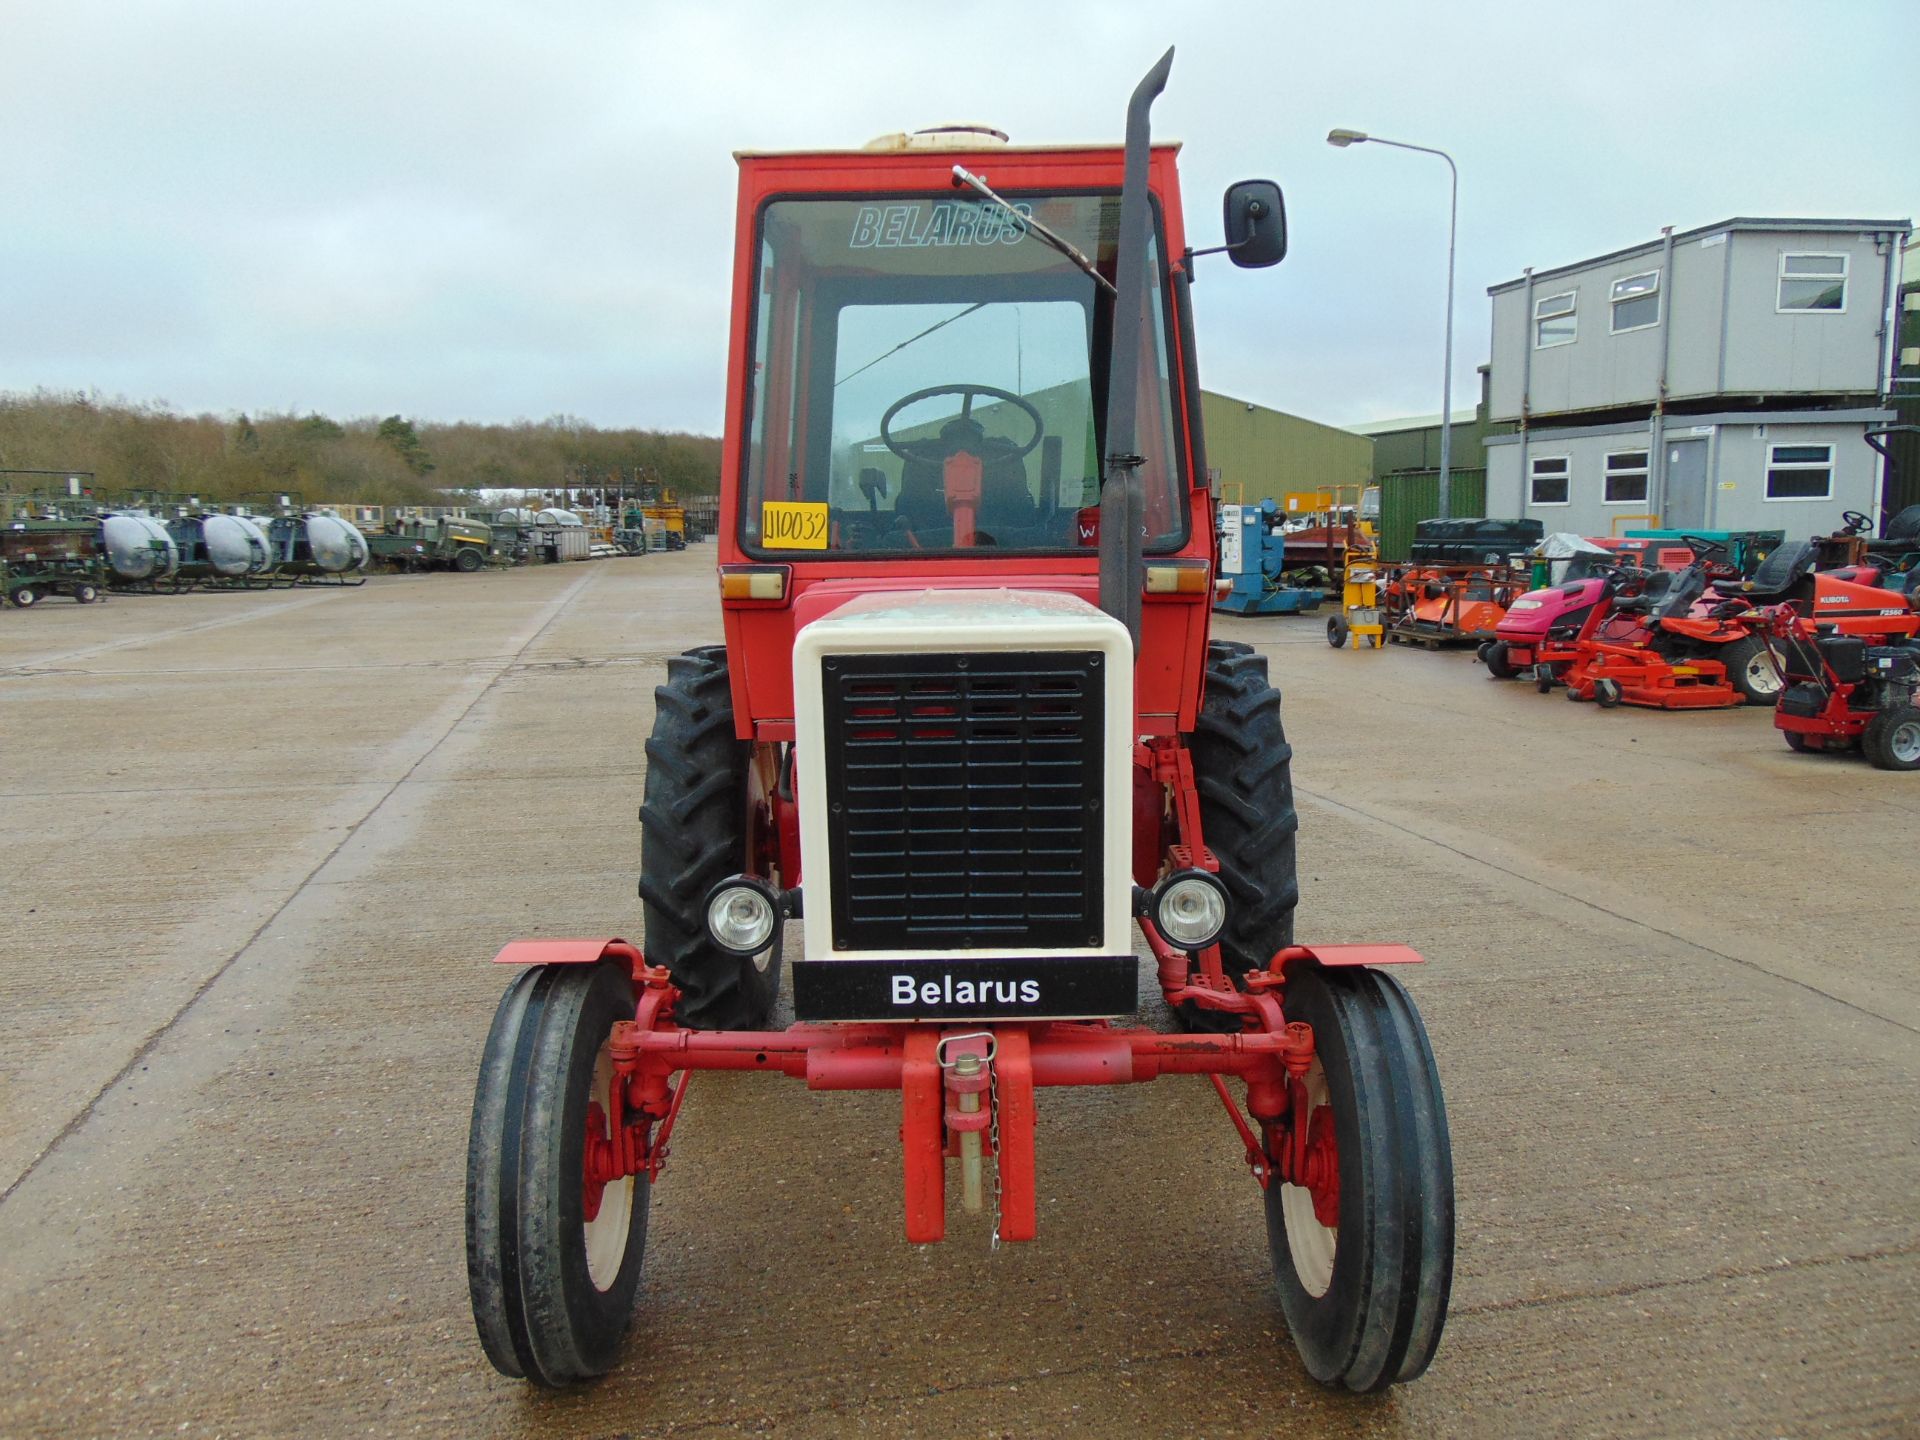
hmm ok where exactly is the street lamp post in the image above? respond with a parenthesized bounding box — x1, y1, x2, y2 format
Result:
(1328, 128, 1458, 520)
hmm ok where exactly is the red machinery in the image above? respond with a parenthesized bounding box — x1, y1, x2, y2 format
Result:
(464, 51, 1452, 1396)
(1770, 602, 1920, 767)
(1384, 563, 1524, 649)
(1533, 546, 1744, 709)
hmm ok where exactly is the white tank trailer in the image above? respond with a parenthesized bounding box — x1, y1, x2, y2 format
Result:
(267, 513, 371, 582)
(163, 512, 279, 587)
(101, 513, 180, 582)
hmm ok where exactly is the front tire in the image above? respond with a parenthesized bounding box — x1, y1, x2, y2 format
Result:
(455, 546, 485, 573)
(1190, 642, 1299, 981)
(1483, 640, 1519, 679)
(466, 962, 650, 1386)
(1326, 616, 1349, 649)
(638, 646, 777, 1028)
(1268, 966, 1454, 1391)
(10, 586, 37, 608)
(1863, 706, 1920, 771)
(73, 583, 99, 604)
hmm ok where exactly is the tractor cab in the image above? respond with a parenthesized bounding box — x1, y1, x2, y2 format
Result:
(716, 136, 1243, 735)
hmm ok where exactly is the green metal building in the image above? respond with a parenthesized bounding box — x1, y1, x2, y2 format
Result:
(1198, 389, 1373, 504)
(1347, 365, 1517, 559)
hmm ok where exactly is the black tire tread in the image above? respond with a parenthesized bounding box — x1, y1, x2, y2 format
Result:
(1189, 642, 1299, 980)
(1863, 705, 1920, 771)
(1267, 967, 1453, 1391)
(465, 963, 649, 1387)
(637, 646, 773, 1028)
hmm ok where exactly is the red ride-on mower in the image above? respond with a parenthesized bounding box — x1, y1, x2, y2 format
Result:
(1533, 537, 1763, 709)
(1771, 605, 1920, 768)
(464, 52, 1453, 1395)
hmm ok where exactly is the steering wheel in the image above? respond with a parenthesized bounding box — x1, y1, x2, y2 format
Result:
(1680, 534, 1728, 559)
(879, 383, 1044, 464)
(1841, 509, 1873, 535)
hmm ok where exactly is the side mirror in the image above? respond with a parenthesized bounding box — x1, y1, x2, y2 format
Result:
(1223, 179, 1286, 268)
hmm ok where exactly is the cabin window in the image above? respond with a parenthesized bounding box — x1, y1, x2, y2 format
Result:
(1533, 291, 1576, 348)
(1609, 272, 1660, 333)
(1765, 443, 1833, 500)
(1529, 455, 1570, 505)
(1603, 450, 1649, 504)
(1777, 254, 1847, 312)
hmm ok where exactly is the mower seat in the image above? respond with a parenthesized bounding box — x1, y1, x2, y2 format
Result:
(1711, 538, 1814, 599)
(1612, 566, 1704, 620)
(1885, 504, 1920, 544)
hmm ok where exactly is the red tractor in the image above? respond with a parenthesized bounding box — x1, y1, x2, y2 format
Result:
(464, 51, 1453, 1394)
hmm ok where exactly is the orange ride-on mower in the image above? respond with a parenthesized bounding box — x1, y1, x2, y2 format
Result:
(1534, 538, 1753, 709)
(1771, 604, 1920, 768)
(464, 51, 1453, 1394)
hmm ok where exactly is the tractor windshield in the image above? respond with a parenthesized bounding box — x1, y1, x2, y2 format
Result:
(739, 193, 1186, 558)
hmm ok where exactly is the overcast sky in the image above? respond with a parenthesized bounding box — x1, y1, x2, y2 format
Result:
(4, 0, 1914, 435)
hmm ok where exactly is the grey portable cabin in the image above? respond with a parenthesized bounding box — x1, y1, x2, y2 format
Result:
(1483, 217, 1909, 538)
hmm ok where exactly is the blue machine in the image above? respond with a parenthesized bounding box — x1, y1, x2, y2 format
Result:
(1215, 500, 1324, 615)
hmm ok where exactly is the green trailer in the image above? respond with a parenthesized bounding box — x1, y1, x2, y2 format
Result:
(2, 517, 108, 607)
(369, 517, 500, 573)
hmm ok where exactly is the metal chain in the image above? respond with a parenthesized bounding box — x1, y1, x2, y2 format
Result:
(988, 1058, 1003, 1250)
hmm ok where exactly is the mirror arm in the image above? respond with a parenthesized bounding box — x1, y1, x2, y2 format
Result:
(1182, 214, 1263, 276)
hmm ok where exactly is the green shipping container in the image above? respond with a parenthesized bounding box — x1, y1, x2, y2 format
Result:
(1377, 469, 1488, 562)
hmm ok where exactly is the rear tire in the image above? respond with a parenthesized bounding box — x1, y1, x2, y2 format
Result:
(1783, 729, 1813, 753)
(638, 646, 777, 1028)
(455, 546, 485, 573)
(1863, 706, 1920, 771)
(466, 962, 649, 1386)
(1720, 634, 1782, 706)
(73, 583, 98, 604)
(1268, 966, 1454, 1390)
(10, 586, 37, 608)
(1189, 642, 1299, 985)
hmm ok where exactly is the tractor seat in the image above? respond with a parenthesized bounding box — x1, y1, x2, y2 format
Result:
(894, 450, 1036, 544)
(1710, 538, 1814, 599)
(1886, 504, 1920, 544)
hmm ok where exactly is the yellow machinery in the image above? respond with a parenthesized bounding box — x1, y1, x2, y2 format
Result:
(1327, 542, 1384, 649)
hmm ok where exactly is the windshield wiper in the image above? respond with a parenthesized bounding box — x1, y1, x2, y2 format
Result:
(950, 166, 1117, 296)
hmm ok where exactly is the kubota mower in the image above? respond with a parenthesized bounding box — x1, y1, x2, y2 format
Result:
(465, 51, 1453, 1395)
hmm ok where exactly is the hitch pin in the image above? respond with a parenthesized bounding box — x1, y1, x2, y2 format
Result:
(955, 1052, 985, 1214)
(938, 1032, 996, 1217)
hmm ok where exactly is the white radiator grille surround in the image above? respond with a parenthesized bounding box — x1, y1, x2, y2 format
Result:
(791, 589, 1135, 963)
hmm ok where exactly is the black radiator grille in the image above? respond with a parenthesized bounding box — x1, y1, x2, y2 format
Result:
(821, 650, 1105, 951)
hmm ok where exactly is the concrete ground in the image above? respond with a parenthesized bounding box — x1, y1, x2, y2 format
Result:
(0, 551, 1914, 1440)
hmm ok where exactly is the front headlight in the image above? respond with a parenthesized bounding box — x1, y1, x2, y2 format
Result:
(1151, 870, 1229, 951)
(704, 876, 781, 957)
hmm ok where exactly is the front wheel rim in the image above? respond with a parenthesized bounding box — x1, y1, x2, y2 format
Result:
(582, 1038, 635, 1291)
(1744, 649, 1782, 695)
(1892, 721, 1920, 765)
(1279, 1058, 1337, 1298)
